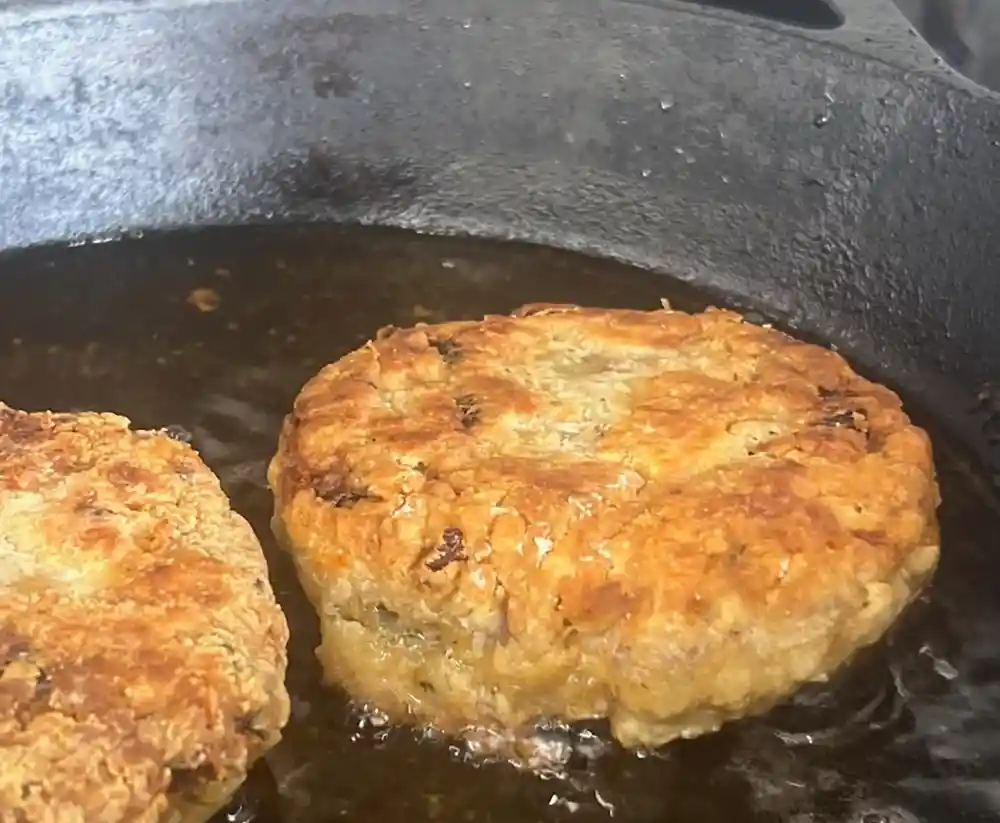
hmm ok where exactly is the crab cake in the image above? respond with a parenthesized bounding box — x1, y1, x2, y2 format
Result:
(0, 405, 289, 823)
(269, 303, 939, 755)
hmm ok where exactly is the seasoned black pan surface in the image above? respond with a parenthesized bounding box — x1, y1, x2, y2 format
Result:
(2, 225, 998, 823)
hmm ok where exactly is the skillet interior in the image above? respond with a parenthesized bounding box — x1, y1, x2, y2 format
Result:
(2, 224, 999, 823)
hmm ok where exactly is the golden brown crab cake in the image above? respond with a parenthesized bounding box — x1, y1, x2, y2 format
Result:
(0, 405, 290, 823)
(268, 302, 939, 757)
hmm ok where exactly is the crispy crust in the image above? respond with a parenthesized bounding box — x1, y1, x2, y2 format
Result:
(269, 303, 940, 751)
(0, 405, 290, 822)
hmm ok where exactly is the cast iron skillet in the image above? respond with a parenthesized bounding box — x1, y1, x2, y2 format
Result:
(1, 1, 1000, 822)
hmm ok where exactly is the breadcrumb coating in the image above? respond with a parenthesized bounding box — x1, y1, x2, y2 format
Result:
(270, 303, 939, 754)
(0, 405, 289, 823)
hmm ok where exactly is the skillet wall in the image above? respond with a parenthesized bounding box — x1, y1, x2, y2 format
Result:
(1, 0, 999, 468)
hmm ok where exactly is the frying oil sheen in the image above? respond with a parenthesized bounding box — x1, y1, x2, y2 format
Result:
(0, 225, 996, 823)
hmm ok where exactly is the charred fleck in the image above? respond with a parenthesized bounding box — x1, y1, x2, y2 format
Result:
(821, 409, 864, 430)
(236, 712, 268, 738)
(324, 486, 379, 507)
(413, 461, 440, 480)
(429, 337, 462, 364)
(314, 470, 381, 507)
(425, 527, 467, 571)
(455, 395, 480, 428)
(34, 669, 53, 701)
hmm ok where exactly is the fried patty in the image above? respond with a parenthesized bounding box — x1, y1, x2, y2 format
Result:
(269, 303, 940, 756)
(0, 405, 290, 823)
